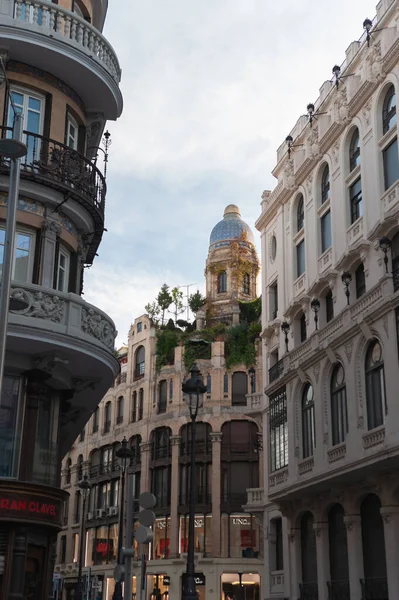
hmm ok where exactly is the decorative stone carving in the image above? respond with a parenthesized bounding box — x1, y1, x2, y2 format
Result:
(81, 308, 116, 349)
(332, 141, 340, 166)
(305, 173, 314, 197)
(210, 432, 223, 444)
(366, 42, 385, 82)
(313, 363, 320, 383)
(261, 190, 272, 208)
(345, 341, 353, 363)
(294, 445, 300, 458)
(334, 87, 350, 124)
(32, 353, 69, 374)
(10, 288, 65, 322)
(284, 159, 296, 190)
(362, 100, 372, 128)
(170, 435, 181, 447)
(307, 126, 320, 159)
(42, 218, 62, 237)
(381, 511, 392, 525)
(357, 416, 364, 429)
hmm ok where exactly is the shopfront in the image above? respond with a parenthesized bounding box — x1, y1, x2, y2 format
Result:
(221, 573, 260, 600)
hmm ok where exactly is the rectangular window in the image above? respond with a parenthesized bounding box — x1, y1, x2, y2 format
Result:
(60, 535, 67, 564)
(321, 210, 332, 253)
(8, 89, 44, 163)
(139, 390, 144, 420)
(383, 138, 399, 190)
(275, 518, 284, 570)
(350, 178, 363, 224)
(132, 394, 137, 422)
(0, 375, 22, 478)
(0, 229, 35, 283)
(72, 533, 79, 563)
(326, 291, 334, 323)
(66, 114, 78, 150)
(269, 387, 288, 472)
(223, 373, 228, 394)
(296, 240, 305, 277)
(270, 281, 278, 320)
(158, 381, 167, 414)
(137, 322, 142, 333)
(356, 264, 366, 299)
(56, 249, 69, 292)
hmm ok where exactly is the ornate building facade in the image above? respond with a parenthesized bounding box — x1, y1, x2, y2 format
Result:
(56, 207, 264, 600)
(249, 1, 399, 599)
(0, 1, 122, 598)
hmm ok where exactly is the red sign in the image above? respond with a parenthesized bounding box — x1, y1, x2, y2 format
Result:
(0, 490, 63, 527)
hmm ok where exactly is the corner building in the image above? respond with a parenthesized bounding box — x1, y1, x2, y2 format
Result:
(0, 1, 122, 598)
(250, 1, 399, 599)
(56, 206, 264, 600)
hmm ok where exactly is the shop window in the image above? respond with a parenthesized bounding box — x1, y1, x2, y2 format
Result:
(152, 517, 171, 559)
(0, 228, 35, 283)
(180, 515, 212, 556)
(221, 514, 260, 558)
(0, 375, 24, 478)
(32, 392, 60, 486)
(232, 372, 248, 406)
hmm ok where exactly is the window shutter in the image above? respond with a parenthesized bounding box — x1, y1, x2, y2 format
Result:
(52, 237, 60, 289)
(32, 227, 42, 284)
(78, 125, 86, 155)
(68, 251, 78, 293)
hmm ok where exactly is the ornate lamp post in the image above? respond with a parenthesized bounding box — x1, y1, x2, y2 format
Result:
(181, 365, 207, 600)
(341, 271, 352, 305)
(281, 321, 290, 353)
(113, 437, 133, 600)
(379, 236, 391, 273)
(310, 298, 320, 330)
(248, 367, 256, 393)
(75, 474, 91, 600)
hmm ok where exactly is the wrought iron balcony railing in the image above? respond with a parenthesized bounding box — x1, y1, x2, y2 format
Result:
(269, 357, 285, 384)
(299, 582, 318, 600)
(360, 577, 388, 600)
(327, 580, 350, 600)
(0, 126, 106, 263)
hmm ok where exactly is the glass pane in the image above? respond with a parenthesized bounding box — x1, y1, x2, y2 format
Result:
(383, 139, 399, 190)
(28, 97, 41, 112)
(297, 241, 305, 276)
(32, 394, 60, 486)
(27, 110, 40, 134)
(14, 250, 29, 282)
(0, 375, 21, 477)
(11, 92, 24, 108)
(321, 211, 331, 253)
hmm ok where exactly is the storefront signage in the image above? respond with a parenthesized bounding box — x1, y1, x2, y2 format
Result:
(232, 517, 250, 526)
(0, 490, 63, 527)
(163, 576, 170, 586)
(182, 573, 206, 586)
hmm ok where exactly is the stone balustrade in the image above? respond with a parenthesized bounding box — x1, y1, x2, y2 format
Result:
(363, 426, 385, 449)
(9, 282, 116, 352)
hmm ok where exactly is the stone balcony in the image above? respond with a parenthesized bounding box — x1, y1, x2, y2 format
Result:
(244, 488, 264, 512)
(0, 0, 122, 118)
(245, 392, 264, 416)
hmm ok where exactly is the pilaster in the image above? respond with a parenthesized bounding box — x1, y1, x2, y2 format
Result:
(139, 441, 152, 494)
(210, 432, 222, 557)
(344, 515, 363, 600)
(41, 219, 62, 288)
(313, 521, 330, 600)
(380, 506, 399, 600)
(169, 435, 181, 557)
(288, 527, 301, 600)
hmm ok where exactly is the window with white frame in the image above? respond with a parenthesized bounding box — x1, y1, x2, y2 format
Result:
(56, 248, 69, 292)
(0, 228, 35, 283)
(269, 387, 288, 472)
(66, 114, 79, 151)
(319, 164, 332, 255)
(7, 89, 44, 164)
(381, 85, 399, 191)
(269, 280, 278, 320)
(294, 195, 305, 279)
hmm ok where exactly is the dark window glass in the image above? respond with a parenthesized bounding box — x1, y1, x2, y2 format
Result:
(137, 322, 142, 333)
(275, 518, 284, 571)
(321, 164, 330, 203)
(132, 392, 137, 422)
(349, 128, 360, 171)
(151, 466, 171, 509)
(0, 375, 21, 478)
(297, 196, 304, 232)
(302, 384, 315, 458)
(135, 346, 145, 377)
(104, 402, 111, 433)
(269, 387, 288, 471)
(331, 364, 348, 445)
(365, 340, 386, 430)
(158, 380, 167, 414)
(301, 512, 317, 585)
(151, 428, 171, 460)
(169, 379, 173, 400)
(328, 504, 349, 583)
(355, 263, 366, 298)
(223, 373, 228, 394)
(206, 375, 211, 394)
(79, 428, 85, 442)
(350, 178, 362, 224)
(392, 233, 399, 292)
(232, 372, 248, 406)
(218, 271, 227, 293)
(321, 210, 331, 253)
(138, 389, 144, 420)
(383, 84, 396, 134)
(76, 455, 83, 482)
(60, 536, 67, 564)
(326, 290, 334, 323)
(130, 435, 142, 466)
(383, 138, 399, 190)
(242, 273, 250, 295)
(116, 396, 124, 423)
(297, 240, 305, 277)
(93, 407, 99, 433)
(270, 281, 278, 320)
(66, 458, 72, 484)
(300, 313, 307, 342)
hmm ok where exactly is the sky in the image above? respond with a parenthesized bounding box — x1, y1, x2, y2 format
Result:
(84, 0, 378, 346)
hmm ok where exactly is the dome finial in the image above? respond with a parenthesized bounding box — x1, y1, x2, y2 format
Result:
(223, 204, 241, 218)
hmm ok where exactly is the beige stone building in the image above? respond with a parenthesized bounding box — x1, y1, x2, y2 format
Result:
(250, 1, 399, 599)
(56, 207, 264, 600)
(0, 0, 122, 598)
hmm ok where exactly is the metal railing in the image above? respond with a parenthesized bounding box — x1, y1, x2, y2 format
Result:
(360, 577, 388, 600)
(269, 357, 285, 384)
(0, 126, 106, 263)
(299, 583, 318, 600)
(327, 580, 350, 600)
(393, 264, 399, 292)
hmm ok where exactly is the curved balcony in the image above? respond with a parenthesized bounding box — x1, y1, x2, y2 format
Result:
(0, 0, 122, 118)
(6, 281, 119, 454)
(0, 126, 105, 262)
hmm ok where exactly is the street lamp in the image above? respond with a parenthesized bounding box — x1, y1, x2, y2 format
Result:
(0, 112, 28, 401)
(75, 474, 91, 600)
(113, 437, 133, 600)
(379, 236, 391, 273)
(310, 298, 320, 331)
(281, 321, 290, 353)
(181, 364, 207, 600)
(341, 271, 352, 305)
(248, 367, 256, 393)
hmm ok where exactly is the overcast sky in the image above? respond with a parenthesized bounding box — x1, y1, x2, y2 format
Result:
(84, 0, 378, 346)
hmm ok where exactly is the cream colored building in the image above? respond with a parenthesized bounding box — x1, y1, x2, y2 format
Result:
(56, 207, 264, 600)
(249, 1, 399, 599)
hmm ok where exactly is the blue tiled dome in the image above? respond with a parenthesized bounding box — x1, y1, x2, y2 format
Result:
(209, 205, 254, 248)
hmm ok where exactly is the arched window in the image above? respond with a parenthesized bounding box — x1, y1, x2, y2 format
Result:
(365, 340, 386, 430)
(355, 263, 366, 298)
(76, 455, 83, 482)
(218, 271, 227, 293)
(328, 505, 349, 591)
(135, 346, 145, 378)
(92, 406, 99, 433)
(382, 85, 399, 190)
(131, 391, 137, 422)
(104, 401, 111, 433)
(297, 195, 304, 232)
(360, 494, 388, 588)
(242, 273, 250, 295)
(300, 313, 307, 342)
(321, 164, 330, 203)
(349, 128, 360, 171)
(383, 84, 396, 134)
(158, 380, 167, 414)
(151, 427, 171, 460)
(232, 372, 248, 406)
(65, 458, 72, 484)
(117, 396, 124, 424)
(302, 384, 315, 458)
(331, 364, 348, 445)
(392, 232, 399, 291)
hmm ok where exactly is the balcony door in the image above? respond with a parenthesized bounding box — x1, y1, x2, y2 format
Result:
(7, 89, 44, 164)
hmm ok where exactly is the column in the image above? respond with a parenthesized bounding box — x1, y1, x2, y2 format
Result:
(40, 219, 62, 288)
(288, 527, 301, 600)
(380, 506, 399, 600)
(313, 522, 330, 600)
(169, 435, 181, 557)
(139, 441, 152, 494)
(8, 528, 27, 600)
(210, 432, 222, 557)
(344, 515, 364, 600)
